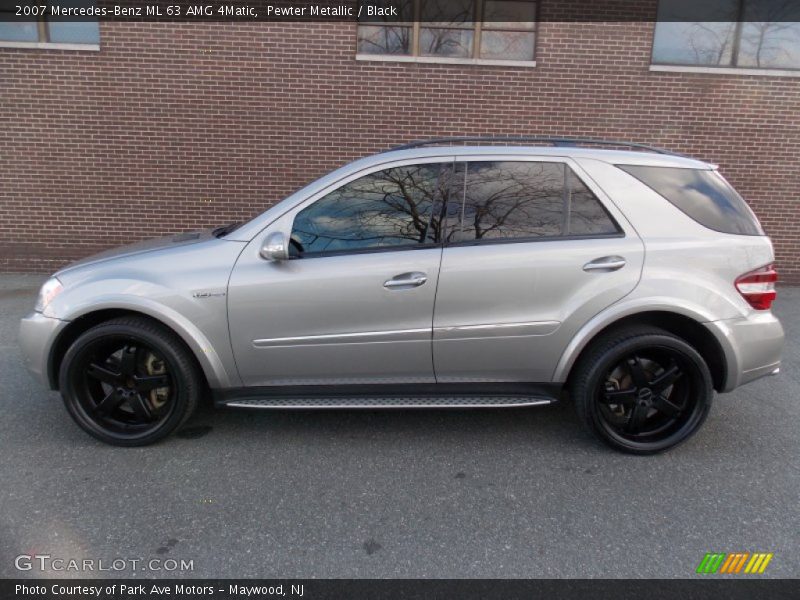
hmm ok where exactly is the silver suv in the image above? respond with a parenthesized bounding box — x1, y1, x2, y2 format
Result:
(19, 138, 784, 453)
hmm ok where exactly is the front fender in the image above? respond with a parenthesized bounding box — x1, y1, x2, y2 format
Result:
(50, 283, 239, 389)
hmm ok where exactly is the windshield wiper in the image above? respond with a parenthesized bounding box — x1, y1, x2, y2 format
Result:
(212, 222, 242, 238)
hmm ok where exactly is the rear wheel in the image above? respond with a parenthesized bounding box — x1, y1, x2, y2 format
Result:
(571, 327, 713, 454)
(59, 316, 202, 446)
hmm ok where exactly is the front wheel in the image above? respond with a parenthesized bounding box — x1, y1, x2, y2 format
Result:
(570, 327, 713, 454)
(59, 316, 202, 446)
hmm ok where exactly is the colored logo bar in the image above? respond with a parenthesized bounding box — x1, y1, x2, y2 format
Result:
(696, 552, 773, 574)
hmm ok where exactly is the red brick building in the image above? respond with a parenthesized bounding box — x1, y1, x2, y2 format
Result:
(2, 1, 799, 281)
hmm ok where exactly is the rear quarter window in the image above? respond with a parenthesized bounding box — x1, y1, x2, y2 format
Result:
(616, 165, 764, 236)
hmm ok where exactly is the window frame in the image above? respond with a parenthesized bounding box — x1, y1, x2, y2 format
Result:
(443, 156, 625, 249)
(649, 0, 800, 75)
(356, 0, 539, 67)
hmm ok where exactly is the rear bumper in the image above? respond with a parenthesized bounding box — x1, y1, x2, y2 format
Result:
(709, 312, 784, 392)
(19, 311, 68, 389)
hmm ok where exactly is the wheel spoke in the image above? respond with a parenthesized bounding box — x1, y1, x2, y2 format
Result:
(133, 374, 170, 392)
(87, 362, 122, 386)
(119, 345, 138, 377)
(653, 394, 682, 418)
(649, 364, 682, 395)
(601, 388, 637, 405)
(625, 402, 649, 434)
(94, 390, 124, 416)
(127, 393, 154, 422)
(627, 356, 649, 388)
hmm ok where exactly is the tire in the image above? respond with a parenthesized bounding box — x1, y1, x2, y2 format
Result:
(59, 316, 202, 446)
(570, 326, 713, 455)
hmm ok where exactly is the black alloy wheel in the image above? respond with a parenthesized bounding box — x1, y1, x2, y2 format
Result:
(59, 317, 201, 446)
(571, 327, 713, 454)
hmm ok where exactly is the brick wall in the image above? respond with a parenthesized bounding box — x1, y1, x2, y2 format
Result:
(2, 5, 799, 281)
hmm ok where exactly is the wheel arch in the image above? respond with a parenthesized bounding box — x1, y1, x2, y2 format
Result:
(557, 310, 729, 392)
(47, 307, 225, 391)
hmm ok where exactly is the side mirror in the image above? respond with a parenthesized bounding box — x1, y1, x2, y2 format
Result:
(260, 232, 289, 261)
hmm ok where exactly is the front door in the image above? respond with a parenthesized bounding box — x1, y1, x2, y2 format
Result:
(228, 159, 453, 386)
(432, 157, 645, 383)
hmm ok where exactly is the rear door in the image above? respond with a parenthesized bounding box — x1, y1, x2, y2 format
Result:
(432, 156, 644, 383)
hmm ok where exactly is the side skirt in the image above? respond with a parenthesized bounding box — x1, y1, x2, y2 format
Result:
(213, 382, 563, 410)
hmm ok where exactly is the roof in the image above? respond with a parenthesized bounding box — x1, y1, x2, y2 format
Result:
(228, 142, 712, 242)
(364, 145, 714, 170)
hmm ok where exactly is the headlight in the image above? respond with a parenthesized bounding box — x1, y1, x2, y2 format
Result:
(35, 277, 64, 313)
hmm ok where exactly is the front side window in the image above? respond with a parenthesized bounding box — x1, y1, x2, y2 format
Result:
(357, 0, 537, 62)
(652, 0, 800, 70)
(448, 161, 620, 243)
(290, 164, 447, 257)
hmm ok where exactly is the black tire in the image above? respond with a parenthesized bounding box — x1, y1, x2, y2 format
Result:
(570, 326, 713, 455)
(59, 316, 203, 446)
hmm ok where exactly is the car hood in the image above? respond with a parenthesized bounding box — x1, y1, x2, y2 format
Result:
(56, 230, 217, 276)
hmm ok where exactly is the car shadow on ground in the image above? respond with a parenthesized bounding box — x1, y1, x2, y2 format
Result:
(178, 396, 607, 452)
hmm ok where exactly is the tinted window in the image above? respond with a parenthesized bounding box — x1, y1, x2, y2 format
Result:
(290, 164, 444, 256)
(567, 170, 619, 236)
(455, 161, 564, 241)
(449, 161, 619, 242)
(618, 165, 763, 236)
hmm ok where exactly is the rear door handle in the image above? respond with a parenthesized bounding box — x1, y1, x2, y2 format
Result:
(583, 256, 626, 272)
(384, 272, 428, 289)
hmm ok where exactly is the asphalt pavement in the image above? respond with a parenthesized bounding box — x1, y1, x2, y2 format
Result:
(1, 273, 797, 579)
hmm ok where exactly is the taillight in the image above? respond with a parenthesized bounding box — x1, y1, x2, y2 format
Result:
(735, 264, 778, 310)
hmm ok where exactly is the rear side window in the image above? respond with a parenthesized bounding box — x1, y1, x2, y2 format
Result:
(449, 161, 620, 243)
(617, 165, 763, 236)
(567, 169, 620, 236)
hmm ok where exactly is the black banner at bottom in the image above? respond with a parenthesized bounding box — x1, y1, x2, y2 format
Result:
(2, 579, 798, 600)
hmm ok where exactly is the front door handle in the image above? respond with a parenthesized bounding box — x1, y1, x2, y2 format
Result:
(583, 256, 626, 272)
(384, 272, 428, 289)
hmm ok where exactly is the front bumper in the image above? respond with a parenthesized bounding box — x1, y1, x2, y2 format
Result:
(710, 311, 784, 393)
(19, 312, 69, 389)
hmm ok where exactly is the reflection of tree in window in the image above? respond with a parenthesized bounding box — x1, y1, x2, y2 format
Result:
(459, 162, 565, 241)
(420, 28, 474, 57)
(420, 0, 474, 57)
(567, 171, 619, 236)
(291, 165, 442, 255)
(652, 0, 800, 69)
(357, 25, 411, 54)
(357, 0, 537, 62)
(740, 0, 800, 69)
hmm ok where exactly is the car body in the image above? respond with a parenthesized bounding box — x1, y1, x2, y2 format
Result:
(19, 139, 784, 452)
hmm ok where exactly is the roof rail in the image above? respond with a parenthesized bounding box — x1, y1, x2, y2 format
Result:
(385, 136, 686, 157)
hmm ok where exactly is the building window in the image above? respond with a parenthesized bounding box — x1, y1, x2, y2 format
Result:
(357, 0, 537, 64)
(652, 0, 800, 71)
(0, 3, 100, 48)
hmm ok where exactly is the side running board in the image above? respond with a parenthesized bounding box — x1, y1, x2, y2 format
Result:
(214, 383, 561, 410)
